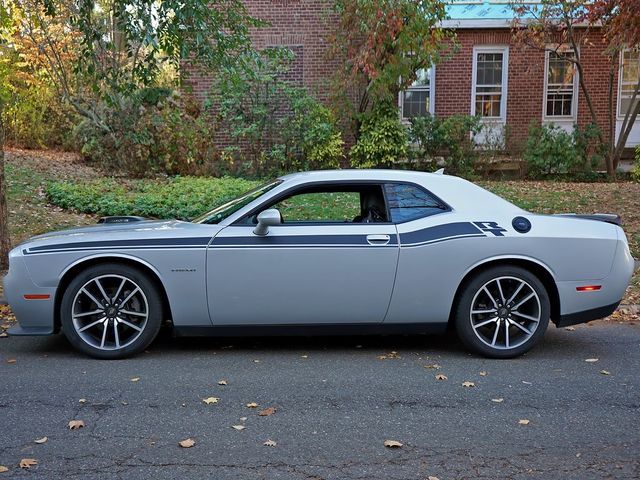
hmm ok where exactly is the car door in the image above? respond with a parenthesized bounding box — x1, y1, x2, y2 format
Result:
(206, 184, 399, 325)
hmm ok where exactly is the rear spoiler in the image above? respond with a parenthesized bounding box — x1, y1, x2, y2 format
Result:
(97, 216, 146, 224)
(555, 213, 621, 226)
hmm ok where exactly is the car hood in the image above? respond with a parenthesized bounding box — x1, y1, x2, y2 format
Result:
(17, 220, 220, 251)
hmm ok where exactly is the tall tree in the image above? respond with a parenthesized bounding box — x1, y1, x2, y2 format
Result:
(0, 4, 13, 271)
(328, 0, 454, 140)
(9, 0, 262, 137)
(513, 0, 640, 177)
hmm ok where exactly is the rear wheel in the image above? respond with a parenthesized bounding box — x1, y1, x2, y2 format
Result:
(454, 266, 550, 358)
(60, 264, 163, 359)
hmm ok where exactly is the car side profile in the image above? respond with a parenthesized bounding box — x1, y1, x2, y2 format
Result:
(4, 170, 635, 359)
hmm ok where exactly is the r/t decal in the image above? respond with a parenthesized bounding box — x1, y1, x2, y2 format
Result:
(474, 221, 507, 237)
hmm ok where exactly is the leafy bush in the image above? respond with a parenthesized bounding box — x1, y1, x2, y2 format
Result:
(5, 84, 75, 149)
(524, 124, 580, 177)
(524, 123, 603, 178)
(73, 90, 218, 177)
(349, 101, 408, 168)
(408, 113, 482, 177)
(633, 145, 640, 182)
(46, 176, 260, 220)
(215, 48, 344, 176)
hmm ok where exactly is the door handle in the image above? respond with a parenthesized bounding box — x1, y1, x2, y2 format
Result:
(366, 234, 391, 245)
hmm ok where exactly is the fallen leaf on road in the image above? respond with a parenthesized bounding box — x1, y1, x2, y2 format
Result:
(218, 380, 228, 386)
(6, 359, 16, 364)
(565, 326, 576, 331)
(240, 417, 247, 421)
(600, 370, 611, 375)
(34, 437, 47, 444)
(491, 398, 504, 403)
(19, 459, 37, 469)
(462, 381, 475, 387)
(232, 425, 246, 431)
(383, 440, 403, 448)
(479, 371, 488, 376)
(130, 377, 140, 382)
(259, 407, 276, 416)
(435, 374, 448, 381)
(0, 466, 8, 473)
(428, 477, 440, 480)
(518, 419, 530, 425)
(263, 439, 277, 447)
(68, 420, 84, 430)
(78, 399, 86, 404)
(178, 438, 195, 448)
(424, 364, 441, 370)
(378, 351, 401, 360)
(246, 402, 259, 408)
(585, 358, 599, 363)
(202, 397, 219, 405)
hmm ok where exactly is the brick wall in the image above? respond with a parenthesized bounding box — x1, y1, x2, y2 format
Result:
(183, 3, 619, 153)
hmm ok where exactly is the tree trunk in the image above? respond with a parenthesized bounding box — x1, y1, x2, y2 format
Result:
(0, 104, 10, 272)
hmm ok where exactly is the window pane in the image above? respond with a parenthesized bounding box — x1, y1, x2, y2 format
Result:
(410, 68, 431, 88)
(384, 184, 444, 222)
(274, 192, 361, 222)
(548, 52, 575, 85)
(621, 51, 640, 115)
(475, 52, 504, 117)
(476, 53, 503, 86)
(402, 90, 430, 118)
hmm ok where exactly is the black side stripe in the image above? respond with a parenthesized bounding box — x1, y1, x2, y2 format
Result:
(24, 237, 211, 255)
(212, 234, 398, 248)
(399, 222, 485, 247)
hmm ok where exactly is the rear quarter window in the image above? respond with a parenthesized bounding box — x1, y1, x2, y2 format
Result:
(384, 183, 447, 223)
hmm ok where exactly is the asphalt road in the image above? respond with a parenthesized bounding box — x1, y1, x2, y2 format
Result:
(0, 322, 639, 480)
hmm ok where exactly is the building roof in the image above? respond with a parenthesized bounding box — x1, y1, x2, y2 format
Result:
(443, 1, 541, 29)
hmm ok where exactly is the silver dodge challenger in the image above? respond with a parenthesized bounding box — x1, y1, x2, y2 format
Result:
(4, 170, 635, 359)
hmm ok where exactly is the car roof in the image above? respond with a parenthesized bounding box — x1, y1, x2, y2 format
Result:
(278, 169, 443, 183)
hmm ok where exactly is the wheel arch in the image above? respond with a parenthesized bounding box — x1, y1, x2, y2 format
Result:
(448, 256, 561, 327)
(54, 254, 173, 333)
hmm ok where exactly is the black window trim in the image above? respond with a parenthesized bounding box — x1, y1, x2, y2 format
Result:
(232, 179, 451, 227)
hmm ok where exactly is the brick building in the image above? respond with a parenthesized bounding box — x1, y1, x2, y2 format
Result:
(184, 0, 640, 153)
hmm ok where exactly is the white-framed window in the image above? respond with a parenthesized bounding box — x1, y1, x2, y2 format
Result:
(471, 46, 509, 121)
(618, 50, 640, 118)
(399, 67, 435, 120)
(544, 49, 578, 119)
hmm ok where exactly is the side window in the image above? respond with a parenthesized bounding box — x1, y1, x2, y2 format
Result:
(274, 191, 361, 223)
(263, 185, 389, 224)
(384, 183, 445, 223)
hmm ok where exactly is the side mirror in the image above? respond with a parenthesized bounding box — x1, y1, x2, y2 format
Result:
(253, 208, 281, 236)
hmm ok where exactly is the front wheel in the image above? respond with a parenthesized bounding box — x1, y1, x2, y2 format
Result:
(454, 266, 550, 359)
(60, 264, 163, 359)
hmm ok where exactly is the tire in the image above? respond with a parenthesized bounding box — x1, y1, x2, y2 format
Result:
(60, 263, 163, 359)
(454, 265, 550, 359)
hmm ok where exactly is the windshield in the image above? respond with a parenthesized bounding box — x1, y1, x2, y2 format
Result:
(192, 179, 283, 224)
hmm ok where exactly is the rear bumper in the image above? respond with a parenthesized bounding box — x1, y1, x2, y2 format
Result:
(556, 301, 620, 327)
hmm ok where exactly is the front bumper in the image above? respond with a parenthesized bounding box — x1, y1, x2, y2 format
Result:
(4, 249, 56, 335)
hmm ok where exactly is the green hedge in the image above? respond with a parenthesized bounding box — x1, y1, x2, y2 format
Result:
(46, 176, 261, 220)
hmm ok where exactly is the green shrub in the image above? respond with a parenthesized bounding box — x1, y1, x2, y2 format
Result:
(633, 145, 640, 182)
(349, 101, 408, 168)
(407, 113, 482, 177)
(73, 91, 218, 177)
(5, 84, 75, 149)
(524, 124, 581, 177)
(215, 48, 344, 176)
(46, 176, 260, 220)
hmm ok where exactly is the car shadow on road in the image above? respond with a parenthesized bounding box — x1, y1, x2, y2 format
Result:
(13, 322, 612, 361)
